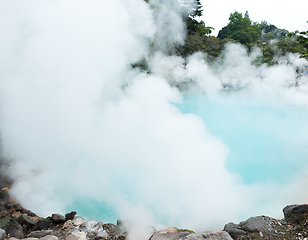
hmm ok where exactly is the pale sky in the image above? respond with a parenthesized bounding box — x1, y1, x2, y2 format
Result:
(200, 0, 308, 36)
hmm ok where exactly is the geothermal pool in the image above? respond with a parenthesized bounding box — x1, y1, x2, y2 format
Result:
(67, 91, 308, 224)
(178, 93, 308, 184)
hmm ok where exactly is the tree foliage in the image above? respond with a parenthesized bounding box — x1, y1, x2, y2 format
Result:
(217, 11, 260, 45)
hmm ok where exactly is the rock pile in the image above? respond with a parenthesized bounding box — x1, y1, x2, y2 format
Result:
(3, 187, 308, 240)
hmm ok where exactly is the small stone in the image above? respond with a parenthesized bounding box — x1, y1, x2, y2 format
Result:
(51, 214, 66, 224)
(0, 228, 6, 240)
(65, 212, 77, 221)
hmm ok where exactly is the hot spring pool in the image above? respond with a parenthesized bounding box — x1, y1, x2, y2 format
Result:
(178, 92, 308, 185)
(67, 91, 308, 224)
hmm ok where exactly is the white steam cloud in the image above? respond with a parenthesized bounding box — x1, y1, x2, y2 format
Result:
(1, 0, 308, 235)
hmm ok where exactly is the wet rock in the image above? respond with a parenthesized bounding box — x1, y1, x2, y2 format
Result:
(179, 231, 232, 240)
(19, 214, 37, 227)
(283, 204, 308, 224)
(40, 235, 59, 240)
(0, 228, 6, 240)
(225, 229, 246, 240)
(27, 230, 61, 238)
(5, 221, 24, 239)
(36, 219, 51, 230)
(65, 212, 77, 221)
(150, 232, 189, 240)
(51, 214, 66, 224)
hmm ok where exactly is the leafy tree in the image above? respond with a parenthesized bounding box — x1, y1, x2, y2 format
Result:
(217, 11, 260, 45)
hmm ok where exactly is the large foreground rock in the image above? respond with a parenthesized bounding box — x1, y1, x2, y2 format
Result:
(283, 204, 308, 224)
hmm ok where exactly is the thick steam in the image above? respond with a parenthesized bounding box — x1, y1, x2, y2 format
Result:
(0, 0, 308, 235)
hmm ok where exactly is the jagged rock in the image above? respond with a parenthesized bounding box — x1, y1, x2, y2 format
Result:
(0, 228, 6, 240)
(5, 221, 24, 239)
(51, 214, 66, 224)
(36, 219, 52, 230)
(150, 232, 189, 240)
(65, 211, 77, 221)
(40, 235, 59, 240)
(19, 214, 37, 226)
(283, 204, 308, 224)
(238, 216, 274, 232)
(27, 230, 61, 238)
(224, 229, 246, 240)
(223, 222, 239, 231)
(179, 231, 232, 240)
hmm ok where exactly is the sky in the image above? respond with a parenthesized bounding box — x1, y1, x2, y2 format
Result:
(201, 0, 308, 36)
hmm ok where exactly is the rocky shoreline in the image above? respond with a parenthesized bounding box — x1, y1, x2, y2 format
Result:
(1, 188, 308, 240)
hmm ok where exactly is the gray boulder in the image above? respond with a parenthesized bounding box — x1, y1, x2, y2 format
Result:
(283, 204, 308, 224)
(223, 222, 239, 231)
(179, 231, 232, 240)
(150, 232, 189, 240)
(5, 222, 24, 239)
(51, 214, 66, 224)
(239, 216, 274, 232)
(0, 228, 6, 240)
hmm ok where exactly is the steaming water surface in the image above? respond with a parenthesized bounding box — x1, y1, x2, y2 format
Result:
(67, 91, 308, 224)
(178, 92, 308, 184)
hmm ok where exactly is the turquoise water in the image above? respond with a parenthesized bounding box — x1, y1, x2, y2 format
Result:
(177, 93, 308, 185)
(66, 92, 308, 223)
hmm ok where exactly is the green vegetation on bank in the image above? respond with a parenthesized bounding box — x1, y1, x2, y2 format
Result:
(144, 0, 308, 65)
